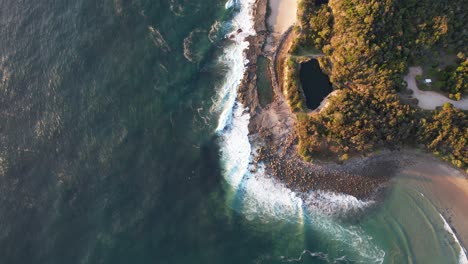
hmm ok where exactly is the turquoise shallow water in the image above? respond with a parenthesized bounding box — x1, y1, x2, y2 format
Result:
(362, 176, 465, 264)
(0, 0, 465, 263)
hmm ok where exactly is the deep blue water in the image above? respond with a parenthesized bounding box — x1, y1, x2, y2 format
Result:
(0, 0, 233, 262)
(0, 0, 465, 263)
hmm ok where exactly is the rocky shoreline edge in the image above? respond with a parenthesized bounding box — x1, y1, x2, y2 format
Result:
(235, 0, 413, 200)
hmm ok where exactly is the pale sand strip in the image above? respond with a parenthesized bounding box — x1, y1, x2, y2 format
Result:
(268, 0, 298, 34)
(404, 67, 468, 110)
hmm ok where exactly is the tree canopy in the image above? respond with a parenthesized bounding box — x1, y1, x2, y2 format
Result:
(293, 0, 468, 168)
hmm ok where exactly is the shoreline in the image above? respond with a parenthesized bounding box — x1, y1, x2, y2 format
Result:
(237, 0, 405, 200)
(267, 0, 297, 34)
(235, 0, 468, 251)
(395, 152, 468, 253)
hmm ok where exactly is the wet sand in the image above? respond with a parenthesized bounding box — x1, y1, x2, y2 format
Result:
(398, 153, 468, 249)
(238, 0, 468, 261)
(240, 0, 468, 238)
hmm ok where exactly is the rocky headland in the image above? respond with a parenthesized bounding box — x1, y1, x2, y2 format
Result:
(232, 0, 417, 200)
(229, 0, 468, 255)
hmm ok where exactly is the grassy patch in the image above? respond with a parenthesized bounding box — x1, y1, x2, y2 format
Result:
(291, 45, 322, 57)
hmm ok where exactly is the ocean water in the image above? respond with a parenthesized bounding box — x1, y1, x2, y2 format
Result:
(0, 0, 466, 263)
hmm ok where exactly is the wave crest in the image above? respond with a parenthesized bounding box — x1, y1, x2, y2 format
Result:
(213, 0, 385, 262)
(440, 214, 468, 264)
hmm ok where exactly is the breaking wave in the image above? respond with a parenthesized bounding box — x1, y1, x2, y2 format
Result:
(212, 0, 384, 262)
(208, 20, 231, 45)
(440, 214, 468, 264)
(212, 0, 373, 221)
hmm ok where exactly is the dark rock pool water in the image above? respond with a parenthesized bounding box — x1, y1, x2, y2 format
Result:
(299, 59, 333, 110)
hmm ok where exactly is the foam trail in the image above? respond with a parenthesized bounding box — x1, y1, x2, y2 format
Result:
(212, 0, 256, 188)
(439, 214, 468, 264)
(183, 29, 204, 62)
(303, 190, 373, 217)
(148, 26, 171, 52)
(212, 0, 255, 133)
(306, 214, 385, 263)
(280, 250, 331, 262)
(219, 103, 251, 190)
(237, 164, 305, 222)
(214, 0, 384, 262)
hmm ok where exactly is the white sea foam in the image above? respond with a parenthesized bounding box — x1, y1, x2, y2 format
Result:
(212, 0, 256, 192)
(169, 0, 184, 16)
(311, 219, 385, 263)
(303, 190, 374, 217)
(234, 164, 384, 262)
(214, 0, 384, 262)
(211, 0, 255, 132)
(281, 250, 330, 262)
(208, 20, 230, 45)
(0, 55, 10, 84)
(0, 157, 6, 177)
(224, 0, 237, 9)
(148, 26, 171, 52)
(208, 21, 221, 44)
(237, 164, 305, 222)
(214, 0, 373, 219)
(183, 29, 205, 63)
(218, 103, 251, 190)
(439, 214, 468, 264)
(113, 0, 123, 15)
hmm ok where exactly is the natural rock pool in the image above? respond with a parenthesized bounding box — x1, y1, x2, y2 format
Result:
(299, 59, 333, 110)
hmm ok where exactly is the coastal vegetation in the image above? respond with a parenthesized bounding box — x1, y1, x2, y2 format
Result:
(283, 58, 307, 112)
(419, 103, 467, 168)
(417, 53, 468, 100)
(445, 56, 468, 100)
(291, 0, 468, 168)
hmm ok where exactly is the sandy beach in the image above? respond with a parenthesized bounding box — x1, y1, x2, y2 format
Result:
(233, 0, 468, 262)
(399, 154, 468, 249)
(267, 0, 297, 34)
(231, 0, 468, 261)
